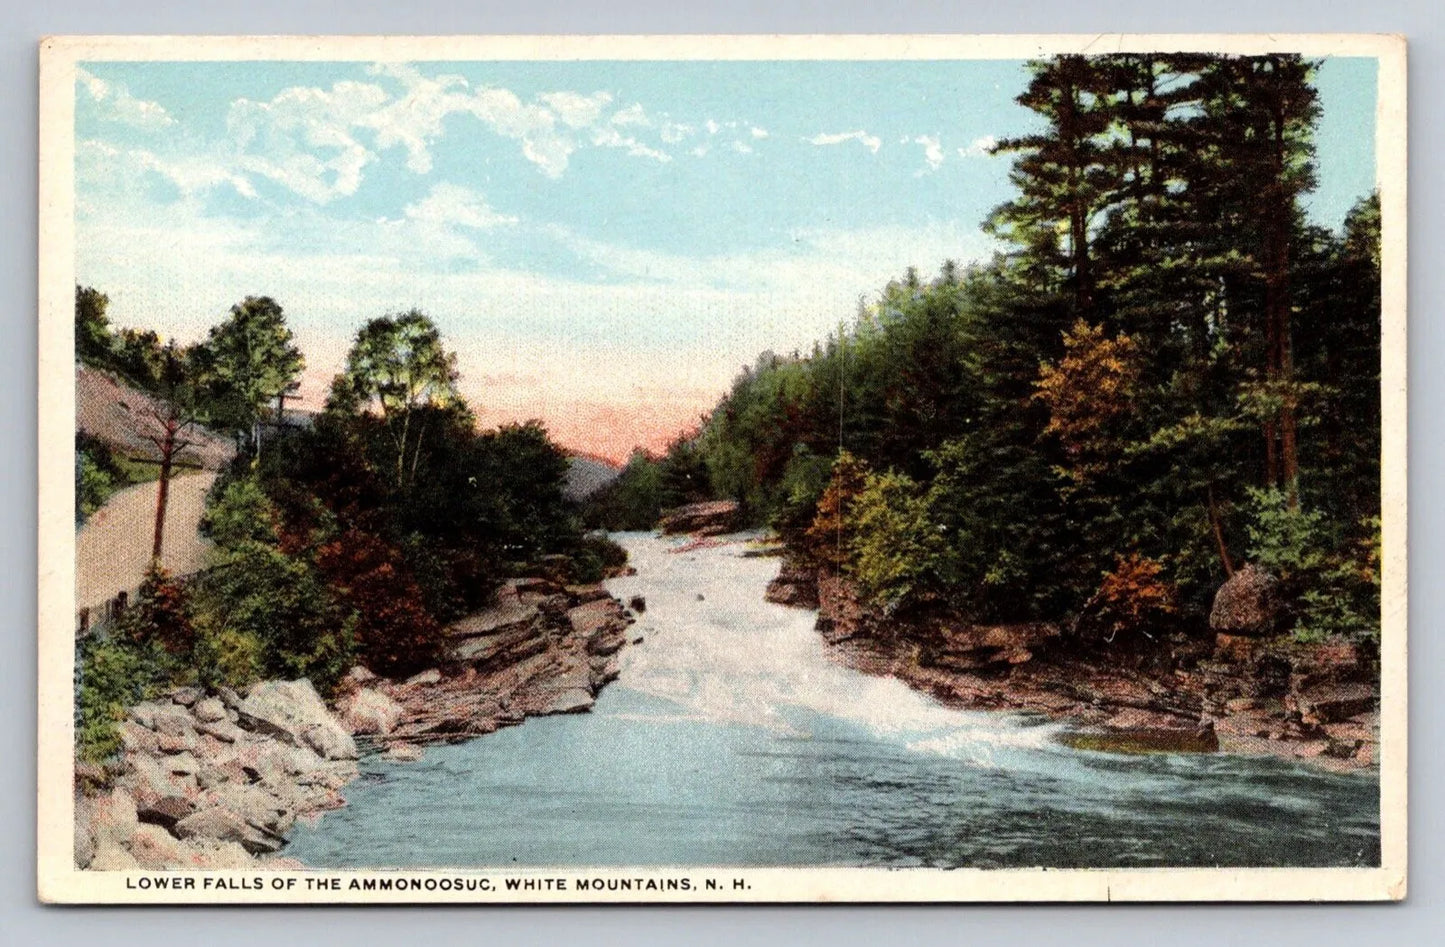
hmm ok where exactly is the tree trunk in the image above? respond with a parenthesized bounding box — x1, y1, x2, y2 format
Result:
(1206, 482, 1235, 577)
(151, 419, 175, 562)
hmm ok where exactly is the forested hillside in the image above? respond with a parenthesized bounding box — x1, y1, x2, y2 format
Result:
(590, 53, 1382, 649)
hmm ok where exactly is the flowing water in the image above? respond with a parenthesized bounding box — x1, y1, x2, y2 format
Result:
(287, 531, 1380, 869)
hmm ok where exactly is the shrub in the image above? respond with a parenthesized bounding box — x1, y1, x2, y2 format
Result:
(846, 469, 942, 609)
(116, 564, 196, 656)
(1244, 489, 1380, 644)
(194, 542, 354, 694)
(316, 529, 442, 678)
(568, 533, 629, 583)
(1083, 553, 1178, 645)
(75, 633, 171, 764)
(200, 475, 278, 549)
(804, 451, 869, 568)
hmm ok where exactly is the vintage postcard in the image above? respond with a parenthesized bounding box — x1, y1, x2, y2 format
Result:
(37, 34, 1406, 903)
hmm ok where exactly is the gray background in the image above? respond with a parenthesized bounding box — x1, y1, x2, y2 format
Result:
(1, 1, 1437, 944)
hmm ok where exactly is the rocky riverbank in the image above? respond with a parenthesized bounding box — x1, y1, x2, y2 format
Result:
(766, 556, 1380, 773)
(75, 578, 636, 870)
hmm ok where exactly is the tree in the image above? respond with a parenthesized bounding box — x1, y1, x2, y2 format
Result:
(331, 310, 462, 487)
(75, 285, 112, 363)
(193, 296, 305, 446)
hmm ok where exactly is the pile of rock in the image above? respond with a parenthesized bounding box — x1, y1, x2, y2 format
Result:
(77, 680, 359, 870)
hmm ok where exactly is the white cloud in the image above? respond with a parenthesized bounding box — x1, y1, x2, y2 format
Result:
(228, 80, 388, 203)
(804, 130, 882, 154)
(659, 121, 694, 144)
(704, 119, 721, 135)
(76, 139, 256, 204)
(539, 90, 614, 128)
(913, 134, 945, 173)
(731, 140, 754, 155)
(958, 135, 998, 158)
(611, 103, 649, 127)
(76, 68, 176, 131)
(749, 126, 769, 139)
(589, 126, 672, 163)
(404, 182, 518, 229)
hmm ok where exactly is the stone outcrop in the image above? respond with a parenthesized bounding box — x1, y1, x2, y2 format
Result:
(363, 579, 634, 756)
(804, 555, 1377, 773)
(234, 680, 359, 761)
(658, 500, 740, 536)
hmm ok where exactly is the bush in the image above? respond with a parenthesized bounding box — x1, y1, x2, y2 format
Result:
(116, 564, 196, 656)
(75, 633, 172, 764)
(1082, 553, 1178, 645)
(316, 529, 441, 678)
(194, 542, 354, 694)
(846, 469, 942, 609)
(1244, 489, 1380, 644)
(191, 623, 266, 690)
(200, 475, 278, 549)
(804, 451, 869, 568)
(568, 533, 629, 583)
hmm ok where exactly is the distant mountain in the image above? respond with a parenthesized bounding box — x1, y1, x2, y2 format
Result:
(563, 452, 622, 502)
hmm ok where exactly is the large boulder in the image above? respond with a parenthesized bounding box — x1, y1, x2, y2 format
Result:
(127, 823, 195, 870)
(338, 687, 405, 736)
(1209, 564, 1283, 637)
(74, 795, 97, 868)
(235, 679, 358, 761)
(88, 788, 139, 850)
(658, 500, 740, 536)
(173, 807, 284, 855)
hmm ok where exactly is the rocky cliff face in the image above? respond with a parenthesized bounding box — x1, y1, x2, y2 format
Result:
(76, 579, 637, 870)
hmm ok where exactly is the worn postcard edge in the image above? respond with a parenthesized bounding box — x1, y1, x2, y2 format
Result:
(35, 32, 1408, 904)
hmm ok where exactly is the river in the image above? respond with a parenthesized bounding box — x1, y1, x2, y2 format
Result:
(286, 531, 1380, 869)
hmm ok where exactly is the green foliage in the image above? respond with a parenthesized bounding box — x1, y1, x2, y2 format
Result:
(583, 450, 666, 531)
(332, 310, 463, 487)
(1244, 488, 1379, 644)
(1243, 487, 1331, 588)
(200, 475, 279, 548)
(116, 564, 196, 657)
(75, 633, 170, 764)
(568, 533, 629, 584)
(75, 285, 112, 362)
(191, 296, 305, 440)
(845, 470, 943, 610)
(75, 567, 190, 763)
(194, 542, 354, 693)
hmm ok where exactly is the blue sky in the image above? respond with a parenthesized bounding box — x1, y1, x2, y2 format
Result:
(74, 57, 1378, 458)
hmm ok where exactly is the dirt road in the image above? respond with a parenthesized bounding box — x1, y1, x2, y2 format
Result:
(76, 472, 218, 614)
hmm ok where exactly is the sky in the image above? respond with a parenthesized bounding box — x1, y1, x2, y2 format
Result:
(74, 57, 1379, 462)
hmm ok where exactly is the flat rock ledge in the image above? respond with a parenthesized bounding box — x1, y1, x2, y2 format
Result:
(366, 579, 635, 754)
(76, 578, 636, 872)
